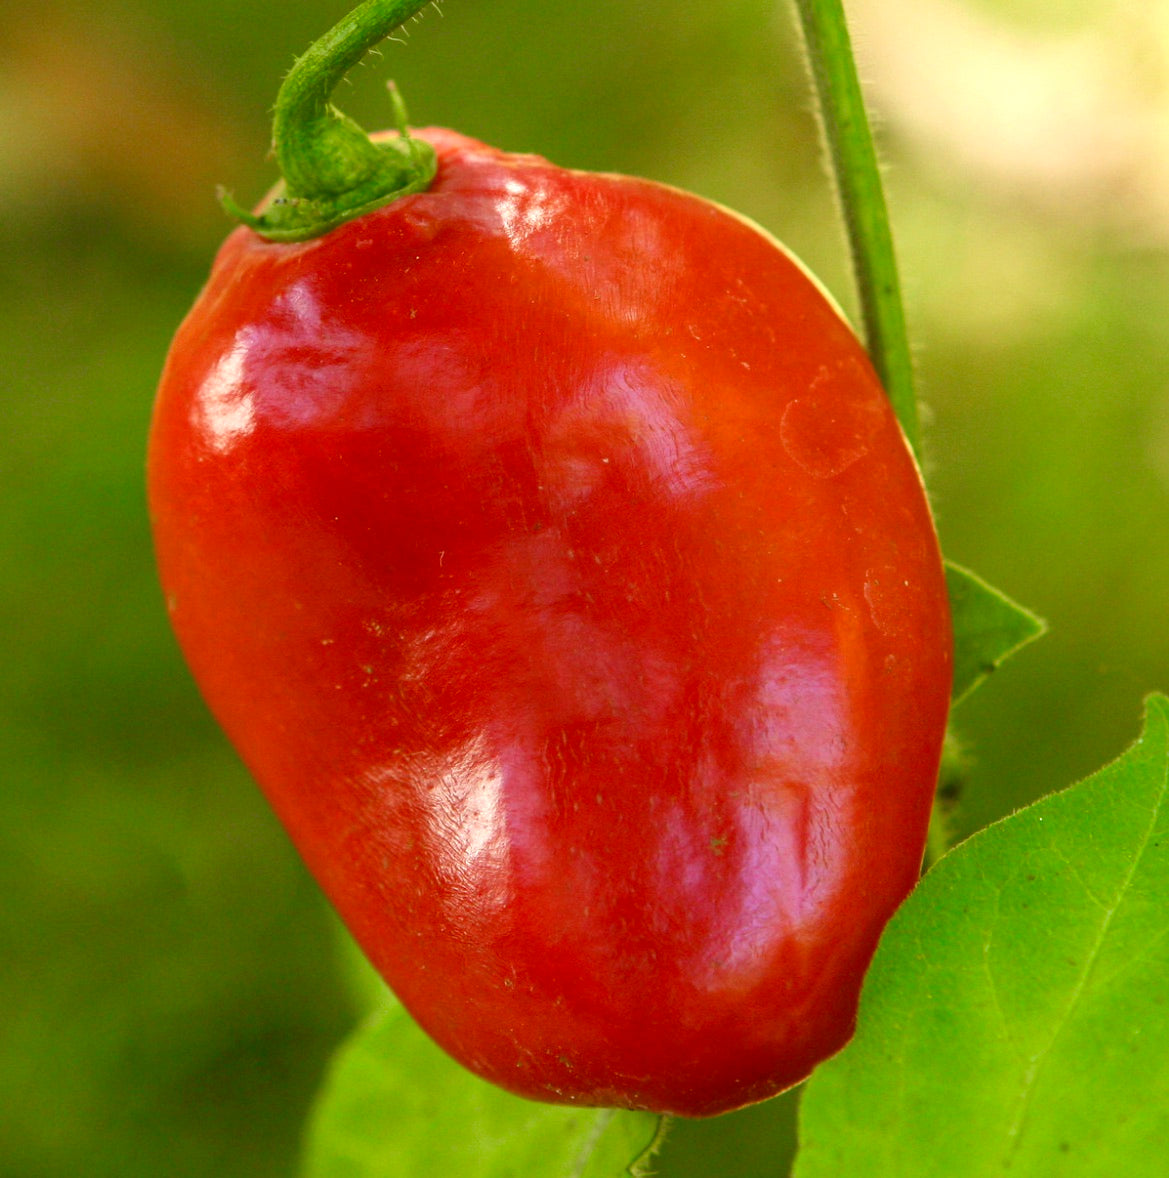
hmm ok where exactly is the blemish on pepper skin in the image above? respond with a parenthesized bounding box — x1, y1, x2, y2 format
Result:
(864, 571, 914, 637)
(779, 360, 884, 478)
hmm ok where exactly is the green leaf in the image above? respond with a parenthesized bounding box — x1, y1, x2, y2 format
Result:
(946, 561, 1046, 706)
(302, 1002, 665, 1178)
(793, 694, 1169, 1177)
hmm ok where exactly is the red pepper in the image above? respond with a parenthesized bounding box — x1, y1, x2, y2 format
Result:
(149, 125, 951, 1116)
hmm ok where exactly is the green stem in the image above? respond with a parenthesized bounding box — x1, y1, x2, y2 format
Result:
(792, 0, 919, 457)
(222, 0, 438, 242)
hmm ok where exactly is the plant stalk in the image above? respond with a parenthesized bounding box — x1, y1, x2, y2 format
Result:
(223, 0, 438, 242)
(792, 0, 919, 456)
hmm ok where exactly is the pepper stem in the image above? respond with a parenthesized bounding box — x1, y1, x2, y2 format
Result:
(222, 0, 438, 242)
(792, 0, 919, 456)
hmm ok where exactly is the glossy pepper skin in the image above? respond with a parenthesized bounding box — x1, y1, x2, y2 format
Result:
(149, 128, 952, 1117)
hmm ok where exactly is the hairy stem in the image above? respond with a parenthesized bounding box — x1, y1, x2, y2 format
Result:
(793, 0, 919, 456)
(224, 0, 438, 242)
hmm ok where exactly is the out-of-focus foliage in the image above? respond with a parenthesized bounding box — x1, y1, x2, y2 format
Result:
(1, 1, 1166, 1175)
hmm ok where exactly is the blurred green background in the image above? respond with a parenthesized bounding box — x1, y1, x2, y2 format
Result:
(2, 0, 1166, 1174)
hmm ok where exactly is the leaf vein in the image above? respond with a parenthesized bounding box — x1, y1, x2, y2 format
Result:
(1001, 748, 1169, 1161)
